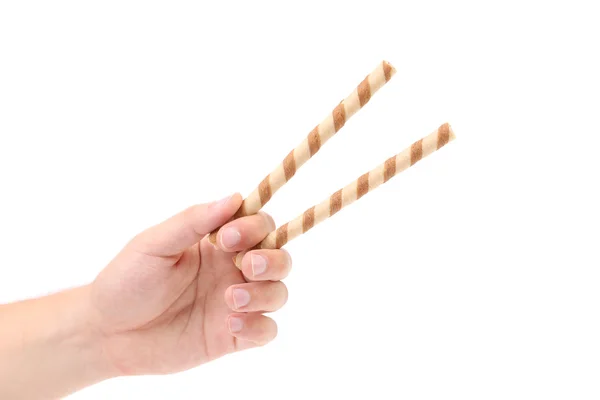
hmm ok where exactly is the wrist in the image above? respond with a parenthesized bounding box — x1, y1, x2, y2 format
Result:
(0, 285, 121, 399)
(64, 285, 122, 383)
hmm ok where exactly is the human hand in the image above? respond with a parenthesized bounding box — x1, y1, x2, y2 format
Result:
(87, 193, 291, 376)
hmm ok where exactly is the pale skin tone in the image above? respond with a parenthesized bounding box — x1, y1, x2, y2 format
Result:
(0, 193, 292, 399)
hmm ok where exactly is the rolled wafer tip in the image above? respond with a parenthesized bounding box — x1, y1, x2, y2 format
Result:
(207, 231, 218, 246)
(447, 123, 457, 141)
(233, 252, 245, 269)
(433, 122, 457, 150)
(382, 60, 396, 81)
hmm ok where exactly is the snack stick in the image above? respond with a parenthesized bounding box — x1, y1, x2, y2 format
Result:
(233, 123, 456, 267)
(208, 61, 396, 245)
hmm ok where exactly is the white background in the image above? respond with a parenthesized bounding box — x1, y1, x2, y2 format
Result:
(1, 1, 599, 399)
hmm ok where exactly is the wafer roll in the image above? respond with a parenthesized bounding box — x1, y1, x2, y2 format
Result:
(208, 61, 396, 245)
(232, 123, 456, 267)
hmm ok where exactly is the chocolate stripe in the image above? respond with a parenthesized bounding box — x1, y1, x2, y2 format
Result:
(357, 173, 369, 199)
(383, 155, 396, 182)
(437, 123, 450, 149)
(258, 176, 272, 206)
(332, 102, 346, 132)
(357, 77, 371, 107)
(330, 189, 343, 216)
(275, 223, 288, 248)
(283, 150, 296, 181)
(308, 126, 321, 156)
(302, 206, 315, 232)
(410, 139, 423, 165)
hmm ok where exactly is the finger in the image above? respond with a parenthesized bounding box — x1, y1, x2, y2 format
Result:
(131, 193, 243, 257)
(216, 211, 276, 252)
(228, 313, 278, 347)
(239, 249, 292, 281)
(224, 281, 288, 313)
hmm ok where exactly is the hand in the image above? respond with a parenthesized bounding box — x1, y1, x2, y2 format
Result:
(88, 193, 292, 376)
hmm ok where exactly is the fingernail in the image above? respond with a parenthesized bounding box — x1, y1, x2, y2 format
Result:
(251, 254, 267, 276)
(229, 316, 243, 333)
(233, 288, 250, 309)
(220, 228, 241, 249)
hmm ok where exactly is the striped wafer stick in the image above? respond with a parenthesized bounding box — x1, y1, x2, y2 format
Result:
(232, 123, 456, 267)
(208, 61, 396, 245)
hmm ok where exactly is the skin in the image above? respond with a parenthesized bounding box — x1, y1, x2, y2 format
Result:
(0, 193, 292, 399)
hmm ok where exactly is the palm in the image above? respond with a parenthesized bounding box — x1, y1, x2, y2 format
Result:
(89, 197, 288, 376)
(92, 238, 247, 375)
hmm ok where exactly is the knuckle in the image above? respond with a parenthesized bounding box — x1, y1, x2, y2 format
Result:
(258, 211, 276, 231)
(271, 281, 288, 305)
(268, 250, 291, 278)
(260, 282, 284, 304)
(256, 320, 277, 345)
(280, 249, 292, 269)
(281, 284, 289, 304)
(184, 204, 203, 221)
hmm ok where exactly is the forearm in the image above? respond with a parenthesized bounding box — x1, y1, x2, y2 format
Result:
(0, 286, 117, 399)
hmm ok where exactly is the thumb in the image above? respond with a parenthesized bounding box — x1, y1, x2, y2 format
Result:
(130, 193, 242, 257)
